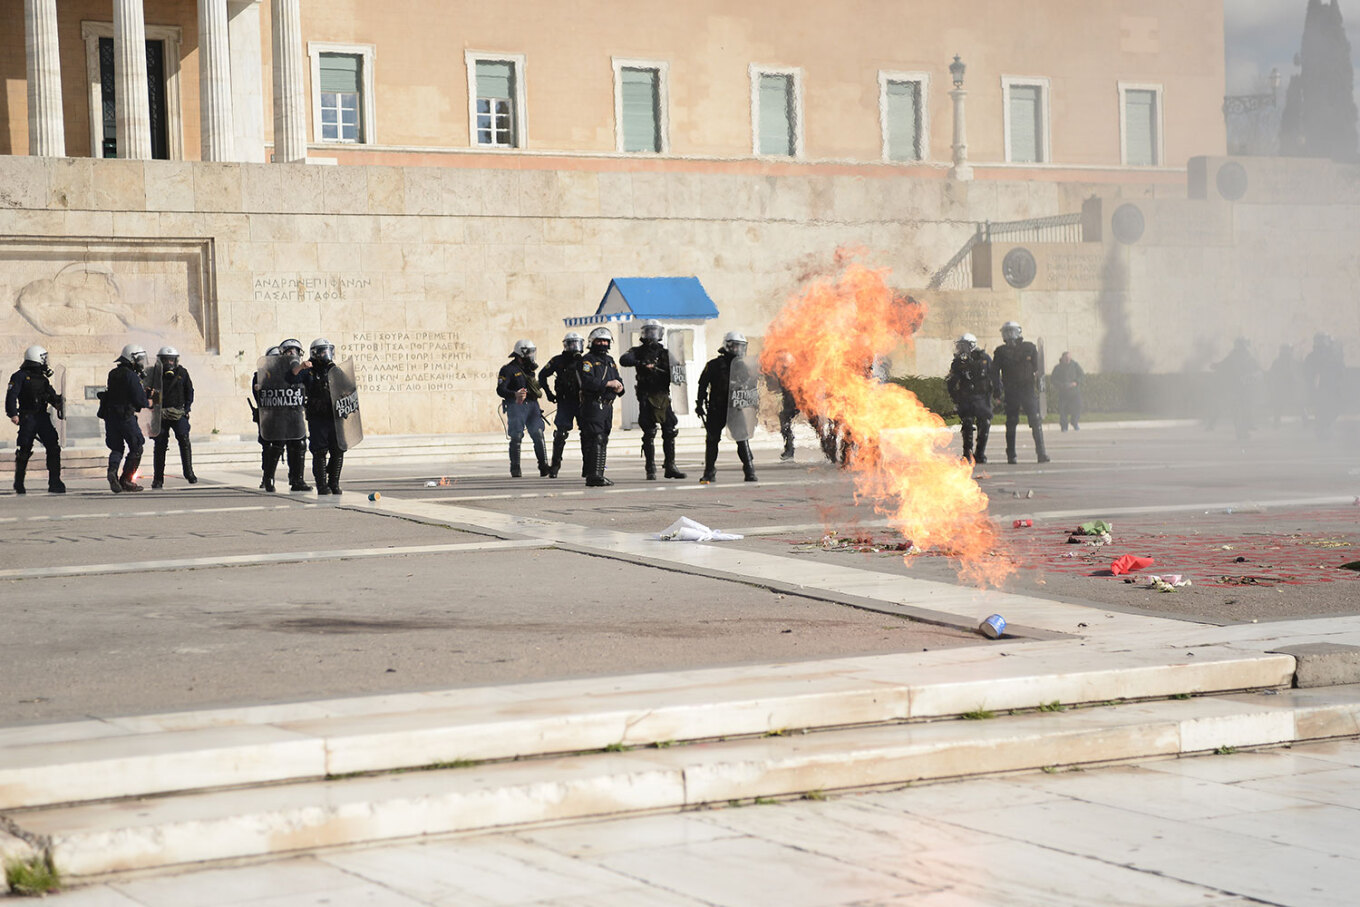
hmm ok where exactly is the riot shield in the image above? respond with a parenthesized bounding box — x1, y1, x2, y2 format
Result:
(329, 358, 364, 451)
(1036, 338, 1048, 420)
(48, 364, 66, 449)
(146, 360, 165, 438)
(726, 356, 760, 442)
(255, 355, 307, 441)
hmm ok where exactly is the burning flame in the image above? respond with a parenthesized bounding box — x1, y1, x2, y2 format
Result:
(761, 254, 1011, 587)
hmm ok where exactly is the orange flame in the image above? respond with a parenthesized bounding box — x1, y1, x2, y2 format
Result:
(761, 255, 1011, 587)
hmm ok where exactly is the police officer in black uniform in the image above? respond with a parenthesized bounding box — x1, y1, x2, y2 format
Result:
(496, 339, 550, 478)
(277, 339, 312, 491)
(150, 346, 198, 488)
(251, 345, 287, 492)
(578, 326, 625, 487)
(992, 321, 1050, 464)
(945, 333, 995, 464)
(538, 331, 585, 479)
(696, 331, 757, 484)
(619, 320, 687, 480)
(287, 338, 346, 495)
(99, 343, 151, 492)
(6, 345, 66, 494)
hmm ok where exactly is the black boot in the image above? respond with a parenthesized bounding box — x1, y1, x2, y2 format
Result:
(961, 421, 975, 463)
(260, 447, 281, 492)
(533, 433, 549, 477)
(107, 453, 123, 494)
(328, 453, 343, 495)
(46, 447, 65, 493)
(1005, 423, 1018, 464)
(13, 450, 30, 494)
(179, 437, 197, 484)
(1033, 425, 1051, 464)
(700, 430, 719, 483)
(120, 455, 144, 492)
(780, 436, 795, 461)
(509, 439, 522, 478)
(586, 436, 613, 486)
(642, 434, 657, 481)
(314, 453, 330, 495)
(288, 445, 312, 491)
(662, 435, 686, 479)
(975, 423, 990, 464)
(580, 434, 596, 486)
(738, 441, 758, 482)
(152, 437, 166, 489)
(549, 433, 566, 479)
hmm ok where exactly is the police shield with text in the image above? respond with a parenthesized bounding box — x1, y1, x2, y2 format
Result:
(252, 343, 309, 492)
(619, 320, 686, 480)
(5, 345, 66, 494)
(149, 346, 198, 488)
(696, 331, 758, 484)
(99, 343, 150, 492)
(993, 321, 1050, 464)
(945, 333, 995, 464)
(578, 326, 625, 486)
(537, 331, 585, 478)
(496, 339, 550, 478)
(287, 338, 361, 495)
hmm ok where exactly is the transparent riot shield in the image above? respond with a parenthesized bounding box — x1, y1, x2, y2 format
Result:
(49, 364, 66, 449)
(1036, 338, 1048, 420)
(726, 356, 760, 442)
(146, 360, 165, 438)
(255, 355, 307, 441)
(329, 358, 364, 451)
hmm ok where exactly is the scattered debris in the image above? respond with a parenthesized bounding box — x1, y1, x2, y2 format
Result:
(1110, 554, 1155, 576)
(368, 492, 381, 502)
(1218, 575, 1275, 586)
(1076, 520, 1113, 536)
(978, 614, 1007, 638)
(1342, 561, 1360, 572)
(655, 517, 743, 542)
(1013, 519, 1033, 528)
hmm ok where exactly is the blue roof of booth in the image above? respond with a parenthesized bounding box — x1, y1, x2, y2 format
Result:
(608, 277, 720, 318)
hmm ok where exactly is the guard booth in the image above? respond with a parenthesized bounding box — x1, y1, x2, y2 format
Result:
(565, 277, 719, 430)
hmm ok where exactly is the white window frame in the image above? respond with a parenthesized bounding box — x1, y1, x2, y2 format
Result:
(878, 70, 930, 162)
(466, 51, 528, 149)
(1001, 75, 1051, 164)
(81, 20, 185, 160)
(1118, 81, 1164, 167)
(307, 42, 377, 145)
(749, 64, 804, 158)
(612, 58, 669, 154)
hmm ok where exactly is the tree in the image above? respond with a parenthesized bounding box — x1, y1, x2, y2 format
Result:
(1279, 0, 1359, 160)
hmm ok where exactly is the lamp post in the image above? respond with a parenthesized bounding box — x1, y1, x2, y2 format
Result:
(948, 54, 973, 180)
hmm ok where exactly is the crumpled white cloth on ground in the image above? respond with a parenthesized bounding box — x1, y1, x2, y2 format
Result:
(654, 516, 744, 542)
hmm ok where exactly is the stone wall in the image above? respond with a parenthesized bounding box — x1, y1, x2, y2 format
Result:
(0, 155, 1173, 436)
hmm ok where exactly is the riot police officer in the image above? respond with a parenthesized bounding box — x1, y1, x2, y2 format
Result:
(619, 320, 686, 480)
(150, 346, 198, 488)
(99, 343, 150, 492)
(538, 331, 585, 478)
(276, 339, 312, 490)
(945, 333, 995, 464)
(696, 331, 757, 484)
(252, 345, 286, 492)
(992, 322, 1050, 464)
(496, 339, 550, 478)
(5, 345, 66, 494)
(578, 327, 625, 487)
(287, 338, 346, 494)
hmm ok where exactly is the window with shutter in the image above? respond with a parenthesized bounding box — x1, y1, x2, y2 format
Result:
(885, 79, 922, 161)
(620, 67, 661, 153)
(758, 73, 795, 156)
(1008, 83, 1043, 163)
(476, 60, 517, 146)
(319, 53, 363, 142)
(1124, 88, 1158, 166)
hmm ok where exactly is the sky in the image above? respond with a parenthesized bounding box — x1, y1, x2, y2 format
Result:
(1224, 0, 1360, 93)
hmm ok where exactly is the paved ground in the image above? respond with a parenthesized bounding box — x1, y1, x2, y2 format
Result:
(35, 737, 1360, 906)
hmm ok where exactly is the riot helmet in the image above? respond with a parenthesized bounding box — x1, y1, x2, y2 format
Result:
(1000, 322, 1023, 345)
(722, 330, 748, 358)
(587, 326, 613, 353)
(118, 343, 148, 373)
(22, 345, 48, 368)
(157, 345, 180, 369)
(279, 338, 304, 357)
(640, 320, 664, 343)
(562, 332, 585, 354)
(265, 345, 282, 357)
(512, 339, 537, 361)
(309, 338, 335, 363)
(955, 333, 977, 358)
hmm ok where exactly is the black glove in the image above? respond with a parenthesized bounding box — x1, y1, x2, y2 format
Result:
(545, 391, 557, 404)
(53, 394, 65, 420)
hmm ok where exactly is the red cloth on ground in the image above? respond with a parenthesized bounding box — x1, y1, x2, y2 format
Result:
(1109, 554, 1155, 576)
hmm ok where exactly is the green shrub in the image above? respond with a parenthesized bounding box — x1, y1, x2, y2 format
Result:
(888, 375, 954, 419)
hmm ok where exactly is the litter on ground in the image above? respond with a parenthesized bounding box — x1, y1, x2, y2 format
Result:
(654, 517, 743, 542)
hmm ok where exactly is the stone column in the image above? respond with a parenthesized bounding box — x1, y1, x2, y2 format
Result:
(197, 0, 235, 160)
(114, 0, 153, 159)
(270, 0, 307, 162)
(949, 86, 973, 181)
(228, 1, 266, 162)
(24, 0, 65, 156)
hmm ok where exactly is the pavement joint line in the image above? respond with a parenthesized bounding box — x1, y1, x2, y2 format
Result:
(402, 476, 841, 503)
(0, 504, 298, 524)
(1030, 495, 1360, 521)
(0, 538, 553, 580)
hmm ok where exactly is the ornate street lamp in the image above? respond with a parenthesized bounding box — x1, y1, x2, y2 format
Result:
(949, 55, 973, 180)
(949, 54, 966, 89)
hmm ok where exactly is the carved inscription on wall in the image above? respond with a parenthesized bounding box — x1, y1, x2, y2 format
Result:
(1043, 251, 1104, 289)
(339, 331, 493, 393)
(252, 275, 374, 302)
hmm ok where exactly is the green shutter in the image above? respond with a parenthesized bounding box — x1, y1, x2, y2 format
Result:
(1009, 84, 1042, 162)
(476, 60, 514, 100)
(319, 53, 361, 93)
(621, 67, 660, 152)
(1125, 89, 1157, 166)
(758, 73, 794, 156)
(886, 80, 921, 161)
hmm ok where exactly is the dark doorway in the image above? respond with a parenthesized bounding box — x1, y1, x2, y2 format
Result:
(98, 37, 170, 159)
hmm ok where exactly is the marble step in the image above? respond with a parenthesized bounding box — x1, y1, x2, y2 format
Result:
(0, 644, 1293, 811)
(11, 686, 1359, 879)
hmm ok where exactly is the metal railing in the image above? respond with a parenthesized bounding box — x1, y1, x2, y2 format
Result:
(927, 212, 1085, 290)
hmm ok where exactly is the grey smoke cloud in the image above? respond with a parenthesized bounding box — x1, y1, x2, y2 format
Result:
(1225, 0, 1360, 92)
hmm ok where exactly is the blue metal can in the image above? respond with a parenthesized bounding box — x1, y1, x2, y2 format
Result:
(979, 614, 1007, 639)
